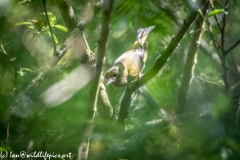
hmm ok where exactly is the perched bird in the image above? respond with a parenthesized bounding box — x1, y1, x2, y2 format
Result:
(106, 26, 155, 87)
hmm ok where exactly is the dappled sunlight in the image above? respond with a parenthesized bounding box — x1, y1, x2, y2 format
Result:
(41, 66, 92, 107)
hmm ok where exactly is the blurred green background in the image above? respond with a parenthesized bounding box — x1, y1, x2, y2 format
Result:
(1, 0, 240, 159)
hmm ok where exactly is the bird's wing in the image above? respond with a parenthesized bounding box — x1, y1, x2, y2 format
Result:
(115, 49, 144, 77)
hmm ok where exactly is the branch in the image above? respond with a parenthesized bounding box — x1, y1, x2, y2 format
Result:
(81, 32, 95, 64)
(79, 31, 113, 121)
(86, 0, 113, 120)
(78, 0, 113, 159)
(4, 123, 9, 147)
(229, 80, 240, 97)
(235, 98, 240, 126)
(117, 10, 199, 124)
(225, 38, 240, 56)
(56, 0, 76, 32)
(177, 1, 209, 114)
(209, 0, 222, 31)
(43, 0, 56, 54)
(221, 0, 230, 55)
(98, 76, 114, 120)
(230, 53, 240, 76)
(205, 0, 230, 92)
(220, 0, 230, 91)
(205, 17, 220, 56)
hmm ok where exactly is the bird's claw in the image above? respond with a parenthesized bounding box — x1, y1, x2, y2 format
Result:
(137, 73, 142, 80)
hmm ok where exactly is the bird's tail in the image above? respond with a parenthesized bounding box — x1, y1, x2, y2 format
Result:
(131, 26, 155, 49)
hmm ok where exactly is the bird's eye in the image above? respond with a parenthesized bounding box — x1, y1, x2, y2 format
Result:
(113, 73, 117, 77)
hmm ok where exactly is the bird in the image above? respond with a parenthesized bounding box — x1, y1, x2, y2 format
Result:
(106, 26, 155, 87)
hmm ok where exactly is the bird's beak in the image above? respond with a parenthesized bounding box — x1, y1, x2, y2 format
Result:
(106, 78, 114, 86)
(137, 26, 155, 46)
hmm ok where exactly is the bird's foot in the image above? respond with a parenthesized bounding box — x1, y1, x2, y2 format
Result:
(137, 73, 142, 80)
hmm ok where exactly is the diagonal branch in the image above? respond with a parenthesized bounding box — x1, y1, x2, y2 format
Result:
(225, 38, 240, 56)
(118, 10, 200, 124)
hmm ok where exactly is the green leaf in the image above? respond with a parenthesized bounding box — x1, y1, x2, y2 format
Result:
(9, 57, 16, 61)
(22, 68, 33, 72)
(53, 34, 58, 44)
(54, 24, 68, 32)
(208, 9, 225, 17)
(40, 12, 56, 25)
(47, 31, 58, 44)
(197, 9, 204, 19)
(27, 25, 34, 29)
(13, 22, 33, 28)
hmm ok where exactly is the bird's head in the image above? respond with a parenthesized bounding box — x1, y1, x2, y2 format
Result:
(105, 65, 127, 87)
(106, 66, 120, 86)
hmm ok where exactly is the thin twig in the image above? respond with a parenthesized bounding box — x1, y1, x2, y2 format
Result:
(43, 0, 56, 55)
(0, 41, 7, 55)
(27, 32, 39, 44)
(80, 33, 113, 121)
(98, 76, 114, 120)
(225, 38, 240, 56)
(206, 0, 230, 92)
(205, 18, 220, 55)
(220, 0, 230, 91)
(209, 0, 222, 31)
(78, 121, 94, 160)
(229, 80, 240, 96)
(235, 98, 240, 126)
(221, 0, 230, 54)
(230, 53, 240, 76)
(27, 139, 34, 153)
(81, 33, 95, 63)
(221, 0, 230, 56)
(4, 123, 9, 147)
